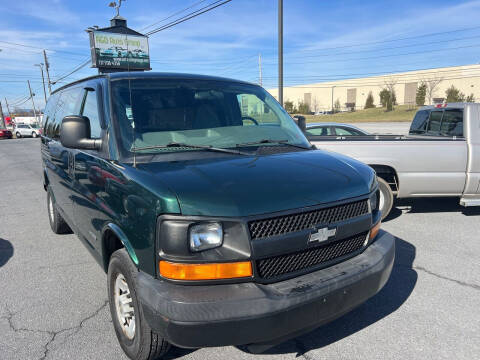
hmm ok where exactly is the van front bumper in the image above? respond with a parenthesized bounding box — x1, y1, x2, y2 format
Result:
(137, 230, 395, 348)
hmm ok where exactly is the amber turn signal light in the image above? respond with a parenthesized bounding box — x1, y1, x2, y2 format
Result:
(369, 220, 381, 240)
(159, 260, 253, 281)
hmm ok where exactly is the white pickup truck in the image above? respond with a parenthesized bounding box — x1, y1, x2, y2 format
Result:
(308, 103, 480, 218)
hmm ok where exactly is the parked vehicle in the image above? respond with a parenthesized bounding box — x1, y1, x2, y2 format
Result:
(0, 128, 13, 139)
(309, 103, 480, 219)
(132, 49, 148, 58)
(306, 123, 369, 136)
(41, 72, 394, 360)
(15, 123, 41, 138)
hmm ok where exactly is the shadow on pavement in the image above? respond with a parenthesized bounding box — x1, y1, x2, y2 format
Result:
(262, 236, 417, 357)
(384, 197, 480, 222)
(164, 347, 197, 359)
(0, 238, 14, 267)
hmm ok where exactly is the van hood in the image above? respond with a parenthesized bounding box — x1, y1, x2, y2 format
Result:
(137, 150, 375, 217)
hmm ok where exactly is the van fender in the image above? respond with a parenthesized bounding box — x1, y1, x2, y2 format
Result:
(104, 223, 139, 266)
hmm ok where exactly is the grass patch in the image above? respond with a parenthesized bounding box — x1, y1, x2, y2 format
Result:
(298, 105, 419, 123)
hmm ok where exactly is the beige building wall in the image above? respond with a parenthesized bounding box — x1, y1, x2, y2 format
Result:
(268, 64, 480, 111)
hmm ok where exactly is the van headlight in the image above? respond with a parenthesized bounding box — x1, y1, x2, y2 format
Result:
(189, 222, 223, 252)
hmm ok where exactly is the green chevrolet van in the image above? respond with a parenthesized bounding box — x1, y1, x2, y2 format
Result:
(41, 72, 394, 360)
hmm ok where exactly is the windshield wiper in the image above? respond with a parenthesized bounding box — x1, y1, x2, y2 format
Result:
(132, 142, 250, 155)
(235, 139, 312, 150)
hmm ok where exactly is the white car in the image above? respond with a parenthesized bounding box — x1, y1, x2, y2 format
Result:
(14, 124, 41, 138)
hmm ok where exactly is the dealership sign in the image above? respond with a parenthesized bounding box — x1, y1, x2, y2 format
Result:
(90, 31, 150, 70)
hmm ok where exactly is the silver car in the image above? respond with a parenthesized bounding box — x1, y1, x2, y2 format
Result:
(14, 124, 41, 138)
(305, 123, 369, 136)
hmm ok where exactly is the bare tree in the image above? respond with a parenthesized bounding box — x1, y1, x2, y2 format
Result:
(422, 76, 443, 105)
(383, 78, 398, 111)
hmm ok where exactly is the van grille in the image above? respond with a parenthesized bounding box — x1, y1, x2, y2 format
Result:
(256, 232, 368, 280)
(248, 200, 369, 240)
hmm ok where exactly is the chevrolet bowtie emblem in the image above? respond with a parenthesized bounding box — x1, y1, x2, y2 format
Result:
(309, 227, 336, 243)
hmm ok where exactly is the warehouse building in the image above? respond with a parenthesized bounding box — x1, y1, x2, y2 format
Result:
(268, 64, 480, 112)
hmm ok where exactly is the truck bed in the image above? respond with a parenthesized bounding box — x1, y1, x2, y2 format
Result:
(308, 134, 464, 142)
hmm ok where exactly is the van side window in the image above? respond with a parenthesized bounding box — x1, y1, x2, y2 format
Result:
(81, 90, 102, 139)
(440, 109, 463, 137)
(410, 110, 429, 134)
(43, 94, 59, 136)
(51, 87, 84, 139)
(426, 111, 443, 134)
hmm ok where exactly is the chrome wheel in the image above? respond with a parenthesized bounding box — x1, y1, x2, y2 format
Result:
(48, 195, 54, 223)
(114, 273, 135, 340)
(379, 190, 385, 213)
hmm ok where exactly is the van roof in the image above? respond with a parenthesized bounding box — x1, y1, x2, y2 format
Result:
(52, 72, 254, 94)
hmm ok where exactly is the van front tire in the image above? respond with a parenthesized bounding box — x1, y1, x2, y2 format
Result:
(108, 249, 170, 360)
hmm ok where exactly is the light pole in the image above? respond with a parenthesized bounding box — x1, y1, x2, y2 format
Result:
(34, 63, 47, 104)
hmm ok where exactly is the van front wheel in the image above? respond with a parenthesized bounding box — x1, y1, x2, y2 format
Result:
(108, 249, 170, 360)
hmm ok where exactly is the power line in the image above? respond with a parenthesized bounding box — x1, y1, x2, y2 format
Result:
(51, 59, 91, 85)
(140, 0, 211, 32)
(263, 43, 480, 66)
(146, 0, 233, 35)
(263, 25, 480, 55)
(0, 40, 87, 57)
(278, 34, 480, 60)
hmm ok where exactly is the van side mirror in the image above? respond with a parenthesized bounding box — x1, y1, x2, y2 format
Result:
(60, 115, 102, 150)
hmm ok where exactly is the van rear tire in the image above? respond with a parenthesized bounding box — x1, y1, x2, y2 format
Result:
(47, 190, 72, 234)
(378, 177, 393, 220)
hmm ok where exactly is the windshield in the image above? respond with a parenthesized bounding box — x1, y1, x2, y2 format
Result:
(110, 78, 310, 155)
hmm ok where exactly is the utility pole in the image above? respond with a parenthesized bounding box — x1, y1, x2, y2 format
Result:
(35, 63, 48, 104)
(43, 50, 52, 94)
(0, 100, 5, 128)
(27, 80, 38, 121)
(258, 53, 262, 87)
(278, 0, 283, 107)
(4, 97, 11, 118)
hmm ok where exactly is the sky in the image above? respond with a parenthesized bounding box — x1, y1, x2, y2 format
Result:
(2, 0, 480, 110)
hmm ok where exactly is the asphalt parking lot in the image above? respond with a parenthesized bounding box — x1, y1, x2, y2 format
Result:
(1, 137, 479, 360)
